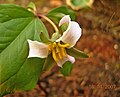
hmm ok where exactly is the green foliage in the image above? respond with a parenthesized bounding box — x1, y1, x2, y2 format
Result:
(71, 0, 90, 7)
(40, 32, 52, 44)
(60, 22, 69, 32)
(60, 61, 73, 76)
(51, 31, 60, 41)
(66, 48, 89, 58)
(0, 4, 47, 96)
(47, 6, 76, 24)
(67, 0, 94, 10)
(43, 54, 54, 71)
(27, 2, 36, 11)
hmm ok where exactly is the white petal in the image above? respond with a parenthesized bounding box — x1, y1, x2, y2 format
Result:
(57, 55, 75, 67)
(59, 15, 71, 26)
(27, 40, 49, 58)
(67, 55, 75, 63)
(56, 16, 71, 42)
(57, 21, 82, 47)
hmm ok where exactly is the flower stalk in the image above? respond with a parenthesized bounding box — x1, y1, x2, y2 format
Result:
(38, 14, 59, 32)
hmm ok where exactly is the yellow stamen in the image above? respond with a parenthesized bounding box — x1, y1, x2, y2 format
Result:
(58, 47, 63, 59)
(58, 52, 62, 59)
(49, 42, 69, 62)
(52, 42, 56, 47)
(61, 48, 67, 57)
(52, 48, 58, 62)
(58, 42, 70, 48)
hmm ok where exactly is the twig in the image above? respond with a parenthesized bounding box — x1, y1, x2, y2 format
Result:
(106, 12, 115, 31)
(37, 67, 59, 97)
(37, 79, 48, 97)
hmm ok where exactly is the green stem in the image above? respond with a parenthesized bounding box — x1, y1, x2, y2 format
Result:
(39, 14, 59, 32)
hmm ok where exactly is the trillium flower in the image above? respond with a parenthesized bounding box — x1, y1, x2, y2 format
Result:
(27, 15, 83, 67)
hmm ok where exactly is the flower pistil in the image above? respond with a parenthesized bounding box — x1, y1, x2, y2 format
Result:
(48, 42, 70, 62)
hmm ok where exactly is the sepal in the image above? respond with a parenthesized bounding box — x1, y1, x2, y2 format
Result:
(66, 48, 89, 58)
(60, 61, 73, 76)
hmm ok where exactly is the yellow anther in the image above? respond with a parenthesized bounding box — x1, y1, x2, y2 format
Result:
(61, 48, 67, 57)
(58, 42, 70, 48)
(50, 42, 69, 62)
(52, 42, 56, 48)
(52, 48, 58, 62)
(57, 47, 63, 59)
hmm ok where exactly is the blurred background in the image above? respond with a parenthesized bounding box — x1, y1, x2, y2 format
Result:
(1, 0, 120, 97)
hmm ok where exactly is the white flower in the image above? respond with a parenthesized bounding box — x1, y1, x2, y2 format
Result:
(27, 15, 82, 67)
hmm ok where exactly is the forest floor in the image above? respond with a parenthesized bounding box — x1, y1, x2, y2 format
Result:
(2, 0, 120, 97)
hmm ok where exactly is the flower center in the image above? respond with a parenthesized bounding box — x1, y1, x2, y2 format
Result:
(49, 42, 70, 62)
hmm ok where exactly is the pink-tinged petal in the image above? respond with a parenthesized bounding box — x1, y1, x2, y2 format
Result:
(57, 55, 75, 67)
(59, 15, 71, 26)
(58, 21, 82, 47)
(27, 40, 49, 58)
(67, 55, 75, 63)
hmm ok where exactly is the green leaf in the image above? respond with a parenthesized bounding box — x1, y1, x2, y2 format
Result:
(72, 0, 90, 6)
(40, 32, 52, 44)
(66, 0, 94, 10)
(51, 31, 60, 41)
(27, 2, 36, 11)
(60, 22, 69, 33)
(0, 58, 45, 96)
(0, 4, 48, 96)
(47, 6, 76, 24)
(37, 18, 49, 39)
(66, 48, 89, 58)
(60, 61, 73, 76)
(42, 54, 55, 71)
(0, 4, 34, 26)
